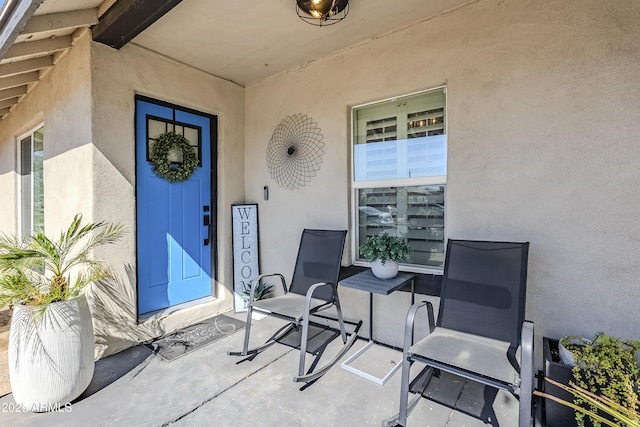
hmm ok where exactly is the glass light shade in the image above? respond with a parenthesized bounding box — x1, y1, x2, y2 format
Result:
(297, 0, 334, 17)
(296, 0, 349, 26)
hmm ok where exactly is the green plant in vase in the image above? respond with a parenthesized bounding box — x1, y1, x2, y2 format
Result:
(359, 232, 411, 279)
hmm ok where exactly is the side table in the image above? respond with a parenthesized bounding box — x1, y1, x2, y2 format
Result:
(339, 269, 415, 385)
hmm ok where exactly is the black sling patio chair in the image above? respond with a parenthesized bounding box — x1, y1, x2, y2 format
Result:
(384, 239, 533, 427)
(229, 229, 360, 383)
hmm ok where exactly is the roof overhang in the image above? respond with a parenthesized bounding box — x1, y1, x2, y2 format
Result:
(0, 0, 105, 119)
(0, 0, 474, 120)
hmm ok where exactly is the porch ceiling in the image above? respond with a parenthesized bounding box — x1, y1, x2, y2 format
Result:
(0, 0, 473, 120)
(131, 0, 473, 87)
(0, 0, 110, 119)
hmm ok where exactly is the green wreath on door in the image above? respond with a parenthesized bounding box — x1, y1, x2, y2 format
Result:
(150, 131, 199, 183)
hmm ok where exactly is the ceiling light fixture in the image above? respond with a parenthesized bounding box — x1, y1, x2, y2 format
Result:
(296, 0, 349, 27)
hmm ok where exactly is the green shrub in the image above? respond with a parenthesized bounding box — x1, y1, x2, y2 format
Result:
(359, 232, 411, 265)
(571, 333, 640, 427)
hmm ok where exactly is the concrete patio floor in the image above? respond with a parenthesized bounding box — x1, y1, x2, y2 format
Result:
(0, 314, 526, 426)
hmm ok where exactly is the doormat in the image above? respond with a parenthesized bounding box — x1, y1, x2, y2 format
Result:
(145, 314, 245, 362)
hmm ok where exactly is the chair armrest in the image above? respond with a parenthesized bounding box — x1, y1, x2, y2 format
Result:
(403, 301, 436, 355)
(519, 320, 534, 395)
(521, 321, 534, 360)
(301, 282, 334, 319)
(305, 281, 333, 296)
(247, 273, 287, 305)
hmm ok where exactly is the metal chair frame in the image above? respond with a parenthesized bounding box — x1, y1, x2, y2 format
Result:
(229, 229, 361, 383)
(385, 239, 533, 427)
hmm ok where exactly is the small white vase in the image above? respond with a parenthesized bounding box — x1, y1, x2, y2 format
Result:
(9, 294, 95, 411)
(371, 259, 399, 279)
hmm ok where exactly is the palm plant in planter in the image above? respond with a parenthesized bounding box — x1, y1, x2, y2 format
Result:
(0, 214, 124, 411)
(359, 232, 411, 279)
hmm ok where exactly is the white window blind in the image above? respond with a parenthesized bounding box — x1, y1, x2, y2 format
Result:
(352, 87, 447, 271)
(354, 89, 446, 182)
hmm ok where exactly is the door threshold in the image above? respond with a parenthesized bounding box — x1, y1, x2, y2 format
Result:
(138, 296, 217, 323)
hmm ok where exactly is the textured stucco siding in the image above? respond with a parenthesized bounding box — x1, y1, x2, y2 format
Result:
(0, 31, 93, 238)
(0, 0, 638, 366)
(89, 40, 245, 357)
(244, 0, 640, 357)
(0, 30, 246, 358)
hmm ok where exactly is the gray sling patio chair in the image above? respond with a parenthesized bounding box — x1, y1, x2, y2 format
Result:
(228, 229, 360, 383)
(384, 239, 533, 427)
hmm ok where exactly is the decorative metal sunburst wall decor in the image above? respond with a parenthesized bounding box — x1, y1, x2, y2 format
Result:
(266, 114, 325, 190)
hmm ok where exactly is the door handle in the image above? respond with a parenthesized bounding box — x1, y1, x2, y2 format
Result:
(203, 214, 211, 246)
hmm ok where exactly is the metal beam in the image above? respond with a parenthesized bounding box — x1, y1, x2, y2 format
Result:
(0, 55, 52, 78)
(22, 9, 98, 36)
(0, 70, 39, 90)
(0, 85, 26, 101)
(93, 0, 183, 50)
(4, 35, 71, 60)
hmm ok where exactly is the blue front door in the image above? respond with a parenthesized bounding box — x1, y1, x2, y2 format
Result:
(135, 97, 216, 314)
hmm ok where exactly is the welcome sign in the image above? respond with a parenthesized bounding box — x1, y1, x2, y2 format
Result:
(231, 204, 260, 312)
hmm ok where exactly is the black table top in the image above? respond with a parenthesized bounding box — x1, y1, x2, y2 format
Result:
(339, 269, 415, 295)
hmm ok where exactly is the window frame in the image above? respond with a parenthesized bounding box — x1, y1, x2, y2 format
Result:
(145, 115, 202, 166)
(17, 123, 45, 238)
(350, 87, 447, 275)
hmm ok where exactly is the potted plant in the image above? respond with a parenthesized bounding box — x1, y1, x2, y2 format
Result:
(0, 214, 124, 411)
(570, 333, 640, 427)
(559, 335, 593, 366)
(240, 279, 274, 302)
(359, 232, 411, 279)
(540, 333, 640, 427)
(536, 378, 640, 427)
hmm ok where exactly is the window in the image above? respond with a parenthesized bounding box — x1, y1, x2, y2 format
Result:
(352, 88, 446, 272)
(146, 116, 201, 165)
(19, 125, 45, 238)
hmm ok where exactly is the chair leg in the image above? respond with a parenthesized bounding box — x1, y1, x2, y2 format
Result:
(519, 321, 534, 427)
(241, 304, 253, 355)
(519, 388, 532, 427)
(397, 354, 412, 426)
(382, 365, 427, 427)
(298, 314, 310, 378)
(394, 301, 432, 426)
(334, 293, 348, 343)
(228, 321, 294, 357)
(294, 319, 363, 383)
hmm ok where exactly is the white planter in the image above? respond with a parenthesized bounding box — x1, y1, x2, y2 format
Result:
(371, 259, 399, 279)
(558, 336, 591, 366)
(9, 294, 95, 411)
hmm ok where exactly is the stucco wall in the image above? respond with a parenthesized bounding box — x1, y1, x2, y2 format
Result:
(1, 0, 637, 366)
(89, 40, 245, 356)
(0, 31, 93, 239)
(244, 0, 640, 356)
(0, 31, 245, 358)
